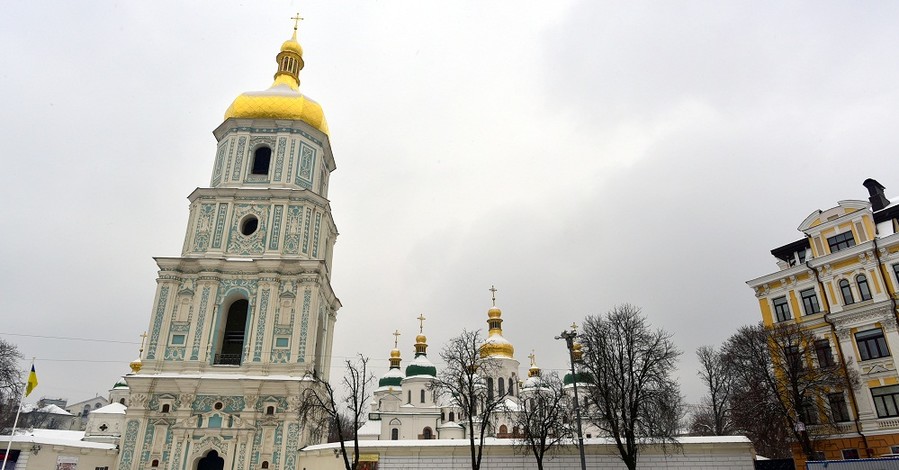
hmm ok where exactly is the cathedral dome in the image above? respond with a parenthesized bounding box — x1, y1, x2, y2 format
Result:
(562, 371, 594, 386)
(223, 30, 329, 135)
(379, 346, 405, 388)
(378, 367, 404, 388)
(405, 354, 437, 378)
(281, 36, 303, 55)
(479, 305, 515, 358)
(481, 334, 514, 358)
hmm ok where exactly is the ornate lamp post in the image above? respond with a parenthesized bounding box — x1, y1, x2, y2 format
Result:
(556, 324, 587, 470)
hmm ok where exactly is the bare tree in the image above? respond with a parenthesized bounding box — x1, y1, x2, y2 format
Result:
(0, 339, 23, 432)
(433, 329, 508, 470)
(328, 413, 357, 443)
(579, 304, 683, 470)
(723, 323, 856, 461)
(511, 371, 574, 470)
(690, 345, 734, 436)
(298, 354, 374, 470)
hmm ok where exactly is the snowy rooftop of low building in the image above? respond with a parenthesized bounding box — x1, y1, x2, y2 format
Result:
(303, 435, 752, 451)
(21, 404, 72, 415)
(92, 402, 126, 414)
(356, 420, 380, 437)
(0, 429, 116, 450)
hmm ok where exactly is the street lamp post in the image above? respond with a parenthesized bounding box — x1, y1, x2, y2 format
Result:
(556, 329, 587, 470)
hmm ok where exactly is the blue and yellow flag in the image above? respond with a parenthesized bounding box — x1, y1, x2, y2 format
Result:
(25, 365, 38, 397)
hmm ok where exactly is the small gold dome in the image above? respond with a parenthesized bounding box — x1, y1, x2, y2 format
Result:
(281, 36, 303, 55)
(390, 348, 401, 358)
(488, 306, 502, 319)
(416, 334, 427, 344)
(129, 357, 142, 374)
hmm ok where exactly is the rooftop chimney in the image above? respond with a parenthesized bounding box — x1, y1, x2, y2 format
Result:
(863, 178, 890, 211)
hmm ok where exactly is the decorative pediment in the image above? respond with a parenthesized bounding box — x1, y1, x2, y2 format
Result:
(194, 435, 227, 456)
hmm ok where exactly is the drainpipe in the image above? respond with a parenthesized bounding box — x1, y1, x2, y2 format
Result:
(807, 260, 870, 453)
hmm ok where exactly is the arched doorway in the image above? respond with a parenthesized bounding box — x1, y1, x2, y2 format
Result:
(196, 450, 224, 470)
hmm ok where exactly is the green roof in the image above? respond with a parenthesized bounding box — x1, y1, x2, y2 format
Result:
(379, 375, 403, 387)
(563, 371, 594, 385)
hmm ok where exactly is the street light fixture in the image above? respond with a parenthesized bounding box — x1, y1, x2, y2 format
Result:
(556, 326, 587, 470)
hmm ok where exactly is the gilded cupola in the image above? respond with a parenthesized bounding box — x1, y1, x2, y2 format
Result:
(223, 17, 329, 135)
(378, 330, 405, 389)
(405, 314, 438, 378)
(479, 285, 515, 359)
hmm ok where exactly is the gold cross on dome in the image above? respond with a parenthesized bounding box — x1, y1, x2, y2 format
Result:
(570, 322, 578, 333)
(139, 331, 148, 353)
(417, 314, 426, 333)
(392, 329, 401, 348)
(290, 12, 304, 31)
(528, 350, 536, 367)
(489, 285, 498, 306)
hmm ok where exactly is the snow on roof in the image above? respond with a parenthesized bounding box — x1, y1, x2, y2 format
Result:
(21, 404, 73, 415)
(92, 402, 127, 414)
(356, 420, 380, 437)
(0, 429, 116, 450)
(302, 435, 752, 451)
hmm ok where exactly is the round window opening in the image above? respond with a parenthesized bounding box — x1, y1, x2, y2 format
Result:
(240, 215, 259, 236)
(214, 402, 224, 410)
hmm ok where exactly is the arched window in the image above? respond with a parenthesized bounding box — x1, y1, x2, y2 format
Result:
(407, 390, 411, 404)
(151, 459, 159, 467)
(487, 377, 494, 400)
(251, 146, 271, 175)
(422, 427, 433, 439)
(420, 389, 425, 403)
(509, 376, 515, 396)
(512, 426, 520, 436)
(266, 406, 275, 416)
(215, 299, 249, 365)
(840, 279, 855, 305)
(82, 404, 90, 416)
(391, 428, 399, 440)
(119, 398, 126, 405)
(261, 461, 269, 469)
(498, 377, 505, 396)
(161, 404, 170, 413)
(448, 411, 455, 422)
(857, 275, 873, 301)
(499, 424, 508, 436)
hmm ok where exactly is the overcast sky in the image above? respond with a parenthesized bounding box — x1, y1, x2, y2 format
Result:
(2, 1, 899, 407)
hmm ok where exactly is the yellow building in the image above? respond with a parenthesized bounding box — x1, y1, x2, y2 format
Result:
(747, 178, 899, 464)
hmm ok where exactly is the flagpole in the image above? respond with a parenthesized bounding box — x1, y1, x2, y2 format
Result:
(2, 358, 34, 470)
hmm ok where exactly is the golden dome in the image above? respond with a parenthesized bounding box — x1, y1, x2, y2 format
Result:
(416, 334, 427, 344)
(480, 338, 514, 359)
(390, 348, 401, 359)
(480, 303, 515, 358)
(488, 306, 502, 319)
(281, 35, 303, 55)
(223, 30, 329, 135)
(129, 357, 142, 374)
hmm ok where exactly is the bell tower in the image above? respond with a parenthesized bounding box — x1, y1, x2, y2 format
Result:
(118, 20, 340, 470)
